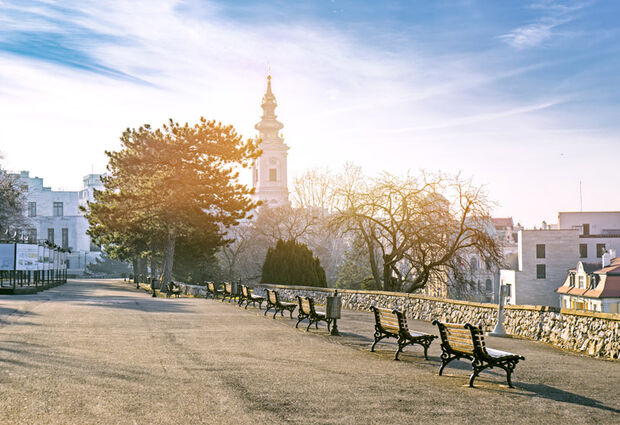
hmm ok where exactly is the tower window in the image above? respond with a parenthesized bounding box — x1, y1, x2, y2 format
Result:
(269, 168, 277, 182)
(536, 244, 545, 258)
(536, 264, 546, 279)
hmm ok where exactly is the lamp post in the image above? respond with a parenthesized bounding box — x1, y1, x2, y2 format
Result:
(488, 284, 508, 337)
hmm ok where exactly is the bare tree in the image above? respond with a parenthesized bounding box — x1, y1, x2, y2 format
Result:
(330, 170, 502, 293)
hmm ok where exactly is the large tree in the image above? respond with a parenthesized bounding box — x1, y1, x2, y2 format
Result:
(330, 170, 502, 293)
(85, 118, 260, 287)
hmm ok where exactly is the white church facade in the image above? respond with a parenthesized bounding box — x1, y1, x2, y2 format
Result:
(252, 75, 290, 208)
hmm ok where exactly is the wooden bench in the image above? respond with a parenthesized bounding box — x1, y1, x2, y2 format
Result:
(370, 307, 436, 360)
(205, 282, 224, 299)
(296, 296, 332, 331)
(432, 320, 525, 388)
(166, 281, 181, 298)
(238, 285, 265, 310)
(264, 289, 296, 319)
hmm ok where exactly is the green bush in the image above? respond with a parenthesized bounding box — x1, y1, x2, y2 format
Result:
(261, 239, 327, 287)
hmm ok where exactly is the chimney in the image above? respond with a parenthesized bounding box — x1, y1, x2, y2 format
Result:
(602, 252, 611, 268)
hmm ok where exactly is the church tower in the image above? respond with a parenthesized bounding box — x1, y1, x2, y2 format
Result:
(252, 75, 290, 207)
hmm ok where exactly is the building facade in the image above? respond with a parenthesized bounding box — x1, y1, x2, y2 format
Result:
(252, 75, 290, 208)
(500, 211, 620, 307)
(14, 171, 103, 276)
(557, 251, 620, 313)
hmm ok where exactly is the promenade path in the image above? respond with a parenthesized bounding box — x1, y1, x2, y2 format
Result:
(0, 279, 618, 424)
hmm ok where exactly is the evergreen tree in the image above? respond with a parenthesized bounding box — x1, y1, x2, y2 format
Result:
(85, 118, 260, 288)
(261, 239, 327, 287)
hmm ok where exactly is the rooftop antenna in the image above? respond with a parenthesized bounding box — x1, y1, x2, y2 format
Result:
(579, 181, 582, 212)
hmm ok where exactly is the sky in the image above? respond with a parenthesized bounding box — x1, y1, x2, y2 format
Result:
(0, 0, 618, 227)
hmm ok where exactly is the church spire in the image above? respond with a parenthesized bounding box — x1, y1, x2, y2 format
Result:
(255, 74, 284, 144)
(252, 73, 290, 208)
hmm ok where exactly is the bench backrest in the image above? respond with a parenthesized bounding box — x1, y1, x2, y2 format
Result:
(433, 321, 477, 356)
(297, 296, 314, 315)
(267, 289, 278, 305)
(241, 285, 249, 297)
(225, 282, 232, 294)
(371, 306, 401, 335)
(207, 282, 215, 292)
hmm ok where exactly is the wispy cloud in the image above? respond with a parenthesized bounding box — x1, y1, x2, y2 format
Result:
(0, 0, 618, 226)
(500, 0, 590, 49)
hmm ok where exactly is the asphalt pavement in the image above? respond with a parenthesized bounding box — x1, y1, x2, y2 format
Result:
(0, 279, 617, 424)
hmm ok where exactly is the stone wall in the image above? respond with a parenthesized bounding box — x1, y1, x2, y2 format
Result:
(252, 283, 619, 360)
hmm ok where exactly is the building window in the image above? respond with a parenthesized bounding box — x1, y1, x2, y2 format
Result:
(47, 228, 54, 244)
(28, 202, 36, 217)
(254, 168, 258, 183)
(578, 275, 585, 288)
(536, 244, 545, 259)
(579, 243, 588, 258)
(53, 202, 63, 217)
(470, 257, 478, 271)
(569, 273, 575, 287)
(269, 168, 277, 182)
(27, 228, 37, 243)
(582, 223, 590, 236)
(485, 279, 492, 292)
(536, 264, 546, 279)
(61, 228, 69, 250)
(596, 244, 606, 258)
(66, 259, 70, 269)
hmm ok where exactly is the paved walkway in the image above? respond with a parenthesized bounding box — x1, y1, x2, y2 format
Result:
(0, 279, 618, 424)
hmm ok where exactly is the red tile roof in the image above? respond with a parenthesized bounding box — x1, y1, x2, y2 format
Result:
(557, 257, 620, 299)
(492, 217, 513, 228)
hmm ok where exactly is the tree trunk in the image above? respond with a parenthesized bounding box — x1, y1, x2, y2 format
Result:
(383, 263, 393, 292)
(162, 227, 177, 289)
(132, 258, 139, 283)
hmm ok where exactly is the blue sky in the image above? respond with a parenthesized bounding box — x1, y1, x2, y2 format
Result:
(0, 0, 618, 226)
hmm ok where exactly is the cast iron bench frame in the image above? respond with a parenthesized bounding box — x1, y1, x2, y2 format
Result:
(264, 289, 296, 319)
(166, 282, 181, 298)
(432, 320, 525, 388)
(370, 306, 436, 360)
(296, 296, 332, 331)
(205, 282, 224, 300)
(238, 285, 264, 310)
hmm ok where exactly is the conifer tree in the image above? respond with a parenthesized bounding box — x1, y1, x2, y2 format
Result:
(261, 239, 327, 287)
(85, 118, 260, 288)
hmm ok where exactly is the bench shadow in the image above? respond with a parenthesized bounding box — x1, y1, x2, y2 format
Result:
(510, 382, 620, 414)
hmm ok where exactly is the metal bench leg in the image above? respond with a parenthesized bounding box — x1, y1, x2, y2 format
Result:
(306, 320, 313, 332)
(422, 341, 430, 360)
(498, 362, 517, 388)
(395, 339, 409, 360)
(370, 333, 387, 352)
(438, 353, 457, 376)
(469, 359, 488, 388)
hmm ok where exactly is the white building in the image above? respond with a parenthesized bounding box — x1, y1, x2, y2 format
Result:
(15, 171, 103, 276)
(252, 75, 290, 208)
(557, 251, 620, 313)
(500, 211, 620, 307)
